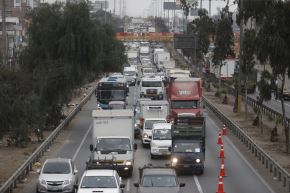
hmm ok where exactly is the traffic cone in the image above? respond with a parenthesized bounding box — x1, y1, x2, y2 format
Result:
(217, 131, 223, 145)
(222, 125, 227, 135)
(219, 144, 225, 158)
(219, 162, 226, 177)
(216, 176, 225, 193)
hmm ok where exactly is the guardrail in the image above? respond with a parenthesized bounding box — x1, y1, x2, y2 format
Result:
(203, 96, 290, 192)
(0, 85, 96, 193)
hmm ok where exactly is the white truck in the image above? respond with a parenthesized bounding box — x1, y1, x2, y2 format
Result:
(127, 50, 138, 59)
(154, 51, 170, 71)
(140, 76, 164, 100)
(88, 109, 137, 177)
(139, 46, 150, 60)
(213, 58, 237, 80)
(150, 123, 172, 159)
(136, 100, 169, 147)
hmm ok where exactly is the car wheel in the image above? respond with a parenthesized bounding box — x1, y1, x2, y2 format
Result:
(36, 186, 40, 193)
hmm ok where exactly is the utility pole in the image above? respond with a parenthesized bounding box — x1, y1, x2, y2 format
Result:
(2, 0, 7, 67)
(114, 0, 116, 16)
(209, 0, 211, 16)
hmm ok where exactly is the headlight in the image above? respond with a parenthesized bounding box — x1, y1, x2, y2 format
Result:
(172, 158, 178, 163)
(125, 161, 132, 166)
(196, 159, 201, 163)
(64, 179, 72, 185)
(144, 134, 148, 138)
(40, 179, 46, 185)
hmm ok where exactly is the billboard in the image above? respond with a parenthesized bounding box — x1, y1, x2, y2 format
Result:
(173, 34, 198, 49)
(163, 2, 182, 10)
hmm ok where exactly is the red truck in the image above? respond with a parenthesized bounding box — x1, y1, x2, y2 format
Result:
(167, 77, 202, 121)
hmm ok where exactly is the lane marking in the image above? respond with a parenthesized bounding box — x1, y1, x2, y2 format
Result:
(194, 175, 204, 193)
(126, 178, 130, 192)
(207, 118, 276, 193)
(72, 123, 93, 161)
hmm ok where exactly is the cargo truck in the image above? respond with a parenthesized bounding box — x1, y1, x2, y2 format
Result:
(167, 77, 202, 121)
(88, 109, 137, 177)
(170, 115, 205, 174)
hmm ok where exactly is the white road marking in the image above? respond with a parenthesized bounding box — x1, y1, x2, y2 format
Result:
(207, 118, 276, 193)
(126, 178, 130, 192)
(72, 123, 93, 161)
(194, 175, 204, 193)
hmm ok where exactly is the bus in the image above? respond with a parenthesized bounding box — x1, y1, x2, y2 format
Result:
(96, 75, 128, 109)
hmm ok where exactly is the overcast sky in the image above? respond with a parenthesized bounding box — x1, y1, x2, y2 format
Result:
(106, 0, 237, 17)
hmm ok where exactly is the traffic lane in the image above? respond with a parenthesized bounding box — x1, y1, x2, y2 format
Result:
(198, 114, 275, 193)
(128, 139, 200, 193)
(248, 93, 290, 117)
(15, 95, 98, 193)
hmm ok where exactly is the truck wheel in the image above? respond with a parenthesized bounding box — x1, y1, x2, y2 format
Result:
(127, 170, 133, 178)
(199, 169, 204, 175)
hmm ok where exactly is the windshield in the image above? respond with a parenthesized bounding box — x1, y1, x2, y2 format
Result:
(99, 90, 126, 101)
(142, 175, 177, 187)
(153, 129, 171, 140)
(142, 81, 162, 87)
(144, 120, 166, 130)
(42, 162, 71, 174)
(96, 138, 131, 151)
(124, 71, 136, 76)
(173, 142, 201, 153)
(80, 176, 117, 188)
(171, 100, 199, 109)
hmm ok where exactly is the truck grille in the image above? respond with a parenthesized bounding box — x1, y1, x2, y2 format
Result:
(146, 89, 157, 94)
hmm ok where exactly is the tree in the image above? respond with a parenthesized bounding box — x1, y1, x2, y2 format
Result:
(241, 29, 256, 120)
(212, 6, 235, 94)
(240, 0, 290, 152)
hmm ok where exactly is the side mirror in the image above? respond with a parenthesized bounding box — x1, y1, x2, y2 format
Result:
(36, 169, 41, 174)
(168, 147, 172, 152)
(134, 143, 138, 150)
(120, 184, 126, 189)
(180, 183, 186, 187)
(134, 183, 139, 187)
(74, 169, 78, 174)
(89, 144, 94, 152)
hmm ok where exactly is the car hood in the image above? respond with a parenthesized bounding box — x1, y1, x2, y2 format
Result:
(40, 173, 72, 181)
(77, 188, 120, 193)
(138, 187, 180, 193)
(151, 140, 171, 147)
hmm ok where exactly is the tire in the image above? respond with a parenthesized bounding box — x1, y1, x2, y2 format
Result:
(150, 153, 155, 159)
(36, 186, 40, 193)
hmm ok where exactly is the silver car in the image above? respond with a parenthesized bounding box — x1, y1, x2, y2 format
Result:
(36, 158, 78, 193)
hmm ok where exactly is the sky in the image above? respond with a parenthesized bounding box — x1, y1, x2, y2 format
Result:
(105, 0, 238, 17)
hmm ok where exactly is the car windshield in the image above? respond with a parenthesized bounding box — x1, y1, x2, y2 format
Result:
(153, 129, 171, 140)
(96, 138, 131, 151)
(145, 120, 166, 130)
(124, 71, 136, 76)
(171, 100, 199, 109)
(80, 176, 117, 188)
(42, 161, 71, 174)
(142, 81, 162, 87)
(173, 142, 201, 153)
(142, 175, 177, 187)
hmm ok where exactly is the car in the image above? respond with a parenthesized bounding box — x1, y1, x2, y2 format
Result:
(134, 165, 185, 193)
(76, 169, 125, 193)
(36, 158, 78, 193)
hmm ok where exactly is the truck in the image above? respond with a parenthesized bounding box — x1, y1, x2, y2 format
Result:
(276, 74, 290, 100)
(127, 50, 138, 59)
(139, 46, 150, 60)
(155, 51, 171, 71)
(170, 115, 205, 174)
(88, 109, 137, 177)
(123, 66, 138, 86)
(167, 77, 202, 121)
(139, 76, 164, 100)
(213, 58, 237, 80)
(134, 100, 169, 147)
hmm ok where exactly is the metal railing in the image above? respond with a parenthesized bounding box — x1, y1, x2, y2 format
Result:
(0, 86, 96, 193)
(203, 96, 290, 192)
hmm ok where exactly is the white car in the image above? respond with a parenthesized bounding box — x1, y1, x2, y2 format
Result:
(76, 169, 125, 193)
(36, 158, 78, 193)
(150, 123, 172, 159)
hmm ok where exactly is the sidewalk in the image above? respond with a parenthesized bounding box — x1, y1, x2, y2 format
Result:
(203, 88, 290, 173)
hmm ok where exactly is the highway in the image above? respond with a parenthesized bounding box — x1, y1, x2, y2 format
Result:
(14, 75, 277, 193)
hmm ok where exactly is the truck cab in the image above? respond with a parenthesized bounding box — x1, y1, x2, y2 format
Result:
(150, 123, 172, 159)
(170, 116, 205, 174)
(140, 76, 164, 100)
(123, 66, 138, 86)
(167, 77, 202, 121)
